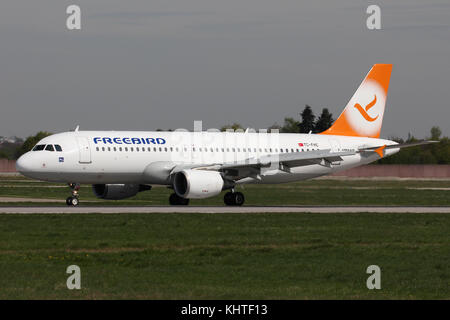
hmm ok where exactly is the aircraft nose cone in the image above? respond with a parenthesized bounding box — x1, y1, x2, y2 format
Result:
(16, 154, 30, 173)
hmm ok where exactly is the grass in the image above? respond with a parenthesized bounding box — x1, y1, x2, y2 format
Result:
(0, 212, 448, 299)
(0, 177, 449, 206)
(0, 176, 448, 299)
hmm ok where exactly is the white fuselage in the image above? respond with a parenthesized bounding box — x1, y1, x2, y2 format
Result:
(16, 130, 399, 185)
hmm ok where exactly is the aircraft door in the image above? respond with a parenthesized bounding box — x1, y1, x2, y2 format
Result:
(76, 137, 92, 164)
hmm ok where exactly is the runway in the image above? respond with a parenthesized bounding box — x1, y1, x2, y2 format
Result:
(0, 206, 449, 214)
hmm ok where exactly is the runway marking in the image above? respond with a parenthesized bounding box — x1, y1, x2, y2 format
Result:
(0, 197, 100, 203)
(0, 206, 449, 214)
(0, 197, 63, 203)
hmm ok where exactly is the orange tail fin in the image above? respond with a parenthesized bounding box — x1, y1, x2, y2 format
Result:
(320, 64, 392, 138)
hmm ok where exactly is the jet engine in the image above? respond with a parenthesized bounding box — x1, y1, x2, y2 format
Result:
(173, 170, 224, 199)
(92, 184, 151, 200)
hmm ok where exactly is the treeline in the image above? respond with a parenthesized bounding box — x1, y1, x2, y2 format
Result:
(221, 105, 334, 134)
(376, 127, 450, 165)
(0, 131, 52, 160)
(1, 106, 448, 164)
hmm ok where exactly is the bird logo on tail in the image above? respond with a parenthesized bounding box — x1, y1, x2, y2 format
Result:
(354, 95, 378, 122)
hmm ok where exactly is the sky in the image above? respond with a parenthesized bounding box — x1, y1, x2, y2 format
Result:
(0, 0, 449, 139)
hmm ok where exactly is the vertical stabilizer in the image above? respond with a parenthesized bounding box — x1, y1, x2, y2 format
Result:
(320, 64, 392, 138)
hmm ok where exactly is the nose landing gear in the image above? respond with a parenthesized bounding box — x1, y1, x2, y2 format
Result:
(66, 183, 80, 206)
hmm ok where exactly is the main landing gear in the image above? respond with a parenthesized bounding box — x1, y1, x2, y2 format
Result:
(224, 190, 245, 206)
(66, 183, 80, 206)
(169, 193, 190, 205)
(168, 190, 245, 206)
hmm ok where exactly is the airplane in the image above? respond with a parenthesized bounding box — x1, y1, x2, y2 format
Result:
(15, 64, 436, 206)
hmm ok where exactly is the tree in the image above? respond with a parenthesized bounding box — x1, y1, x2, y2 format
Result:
(14, 131, 52, 159)
(314, 108, 334, 133)
(433, 136, 450, 164)
(377, 126, 450, 165)
(299, 105, 316, 133)
(0, 150, 9, 159)
(267, 122, 281, 132)
(430, 126, 442, 140)
(280, 117, 300, 133)
(220, 123, 244, 132)
(0, 141, 22, 160)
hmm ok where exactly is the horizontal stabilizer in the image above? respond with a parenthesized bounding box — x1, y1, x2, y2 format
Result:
(359, 140, 439, 152)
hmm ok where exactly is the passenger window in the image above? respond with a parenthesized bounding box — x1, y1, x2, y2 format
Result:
(119, 147, 122, 151)
(45, 145, 55, 151)
(102, 147, 105, 151)
(96, 147, 99, 151)
(54, 145, 62, 152)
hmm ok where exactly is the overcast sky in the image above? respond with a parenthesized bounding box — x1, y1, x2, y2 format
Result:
(0, 0, 449, 139)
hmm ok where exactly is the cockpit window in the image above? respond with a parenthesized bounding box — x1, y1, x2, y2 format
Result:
(54, 145, 62, 152)
(32, 145, 45, 151)
(45, 145, 55, 152)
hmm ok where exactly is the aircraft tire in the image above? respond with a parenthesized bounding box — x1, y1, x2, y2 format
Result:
(169, 193, 189, 205)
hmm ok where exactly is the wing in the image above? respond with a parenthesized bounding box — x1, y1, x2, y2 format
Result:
(175, 149, 356, 181)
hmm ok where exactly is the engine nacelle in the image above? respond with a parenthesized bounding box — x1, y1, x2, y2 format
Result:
(173, 170, 224, 199)
(92, 184, 151, 200)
